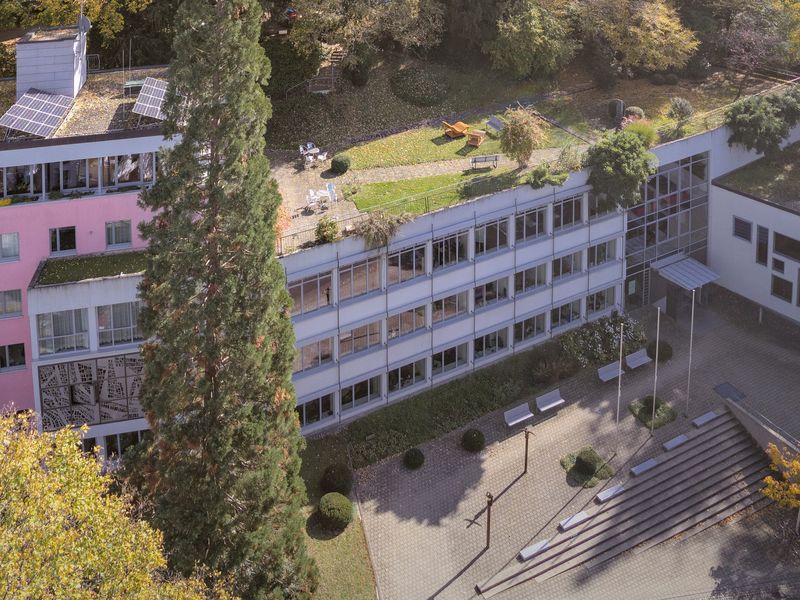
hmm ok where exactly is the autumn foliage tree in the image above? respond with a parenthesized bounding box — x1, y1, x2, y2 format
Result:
(763, 443, 800, 534)
(499, 107, 546, 166)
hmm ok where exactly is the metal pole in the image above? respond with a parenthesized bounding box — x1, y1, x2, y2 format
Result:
(651, 306, 661, 436)
(685, 288, 696, 418)
(485, 492, 494, 549)
(616, 321, 624, 426)
(523, 429, 530, 475)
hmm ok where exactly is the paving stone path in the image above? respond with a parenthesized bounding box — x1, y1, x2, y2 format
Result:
(355, 302, 800, 600)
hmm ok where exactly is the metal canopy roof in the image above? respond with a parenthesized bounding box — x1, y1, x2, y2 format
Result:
(652, 255, 719, 290)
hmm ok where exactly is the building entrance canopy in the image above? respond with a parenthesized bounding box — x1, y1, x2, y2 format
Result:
(652, 255, 719, 291)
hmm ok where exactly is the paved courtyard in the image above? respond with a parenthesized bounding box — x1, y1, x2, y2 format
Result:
(355, 298, 800, 600)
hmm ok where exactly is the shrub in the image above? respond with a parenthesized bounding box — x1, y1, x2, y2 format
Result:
(629, 395, 676, 429)
(623, 120, 658, 148)
(262, 37, 323, 97)
(500, 107, 546, 167)
(624, 106, 645, 120)
(403, 447, 425, 469)
(318, 492, 353, 530)
(390, 67, 448, 107)
(558, 314, 647, 368)
(556, 144, 585, 172)
(723, 92, 800, 157)
(667, 97, 695, 137)
(354, 211, 411, 248)
(650, 73, 666, 86)
(586, 129, 657, 208)
(461, 428, 486, 453)
(681, 53, 711, 81)
(560, 446, 614, 488)
(320, 463, 353, 495)
(315, 216, 339, 244)
(528, 163, 568, 189)
(345, 61, 371, 87)
(646, 340, 673, 362)
(574, 448, 601, 476)
(330, 154, 351, 175)
(664, 73, 679, 85)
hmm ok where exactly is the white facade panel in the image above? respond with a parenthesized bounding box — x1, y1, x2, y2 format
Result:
(474, 251, 515, 282)
(293, 366, 339, 398)
(387, 332, 433, 365)
(588, 260, 624, 290)
(552, 274, 590, 304)
(553, 226, 590, 254)
(292, 309, 337, 343)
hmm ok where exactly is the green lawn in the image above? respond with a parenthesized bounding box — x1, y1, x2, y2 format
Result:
(717, 142, 800, 212)
(36, 250, 148, 286)
(344, 168, 527, 215)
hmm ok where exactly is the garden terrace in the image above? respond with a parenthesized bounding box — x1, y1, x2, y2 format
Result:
(32, 250, 147, 286)
(715, 142, 800, 214)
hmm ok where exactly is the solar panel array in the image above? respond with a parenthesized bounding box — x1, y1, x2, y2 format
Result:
(0, 90, 73, 138)
(132, 77, 168, 121)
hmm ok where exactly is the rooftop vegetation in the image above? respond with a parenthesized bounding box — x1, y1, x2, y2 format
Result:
(716, 142, 800, 212)
(36, 251, 147, 286)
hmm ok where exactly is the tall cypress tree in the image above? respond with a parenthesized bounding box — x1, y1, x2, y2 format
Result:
(136, 0, 317, 597)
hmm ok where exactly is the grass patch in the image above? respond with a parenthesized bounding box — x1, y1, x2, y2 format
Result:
(717, 142, 800, 212)
(36, 250, 148, 286)
(344, 168, 526, 215)
(628, 396, 677, 430)
(559, 446, 614, 488)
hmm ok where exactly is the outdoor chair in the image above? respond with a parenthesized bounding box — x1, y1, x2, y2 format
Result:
(442, 120, 469, 138)
(467, 129, 486, 147)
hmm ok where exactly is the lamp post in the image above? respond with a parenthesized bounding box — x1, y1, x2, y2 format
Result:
(485, 492, 494, 549)
(685, 288, 696, 418)
(616, 321, 624, 426)
(523, 428, 533, 475)
(651, 306, 661, 436)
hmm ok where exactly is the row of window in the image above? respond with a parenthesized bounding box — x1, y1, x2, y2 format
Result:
(35, 302, 142, 356)
(0, 221, 133, 264)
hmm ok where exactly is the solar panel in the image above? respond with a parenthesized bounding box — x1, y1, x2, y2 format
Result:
(132, 77, 168, 121)
(0, 90, 73, 138)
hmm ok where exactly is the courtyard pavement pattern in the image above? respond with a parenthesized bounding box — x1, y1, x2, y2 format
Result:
(355, 301, 800, 600)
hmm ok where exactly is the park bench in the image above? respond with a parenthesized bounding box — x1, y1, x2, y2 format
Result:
(536, 388, 565, 413)
(625, 348, 652, 370)
(470, 154, 499, 170)
(597, 360, 624, 383)
(693, 411, 719, 427)
(663, 434, 689, 451)
(630, 458, 658, 476)
(504, 402, 534, 427)
(596, 484, 625, 503)
(519, 539, 550, 561)
(559, 511, 590, 531)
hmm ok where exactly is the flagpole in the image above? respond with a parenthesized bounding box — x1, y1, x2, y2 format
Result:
(651, 306, 661, 436)
(616, 321, 624, 426)
(685, 288, 696, 418)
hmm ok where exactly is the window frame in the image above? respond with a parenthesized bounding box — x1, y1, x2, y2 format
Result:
(49, 226, 77, 255)
(774, 232, 800, 262)
(732, 216, 752, 242)
(514, 313, 545, 343)
(0, 343, 25, 371)
(431, 343, 468, 377)
(550, 299, 582, 329)
(0, 232, 20, 262)
(553, 194, 583, 231)
(339, 321, 382, 357)
(552, 251, 583, 280)
(432, 230, 469, 270)
(293, 337, 334, 373)
(387, 243, 427, 286)
(387, 305, 426, 340)
(387, 359, 427, 393)
(338, 256, 381, 301)
(287, 271, 333, 317)
(96, 301, 143, 347)
(36, 308, 89, 355)
(474, 217, 509, 256)
(771, 275, 793, 303)
(0, 289, 22, 318)
(514, 263, 547, 294)
(474, 278, 509, 310)
(340, 375, 382, 412)
(474, 327, 508, 360)
(515, 206, 547, 242)
(431, 291, 469, 324)
(587, 286, 616, 314)
(588, 240, 616, 269)
(295, 394, 334, 427)
(105, 220, 132, 248)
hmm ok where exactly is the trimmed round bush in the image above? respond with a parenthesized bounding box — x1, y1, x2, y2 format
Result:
(320, 462, 353, 495)
(664, 73, 679, 85)
(461, 428, 486, 453)
(315, 216, 339, 245)
(403, 447, 425, 470)
(330, 154, 351, 175)
(574, 448, 601, 476)
(646, 340, 673, 362)
(624, 120, 658, 148)
(650, 73, 666, 86)
(624, 106, 645, 120)
(390, 68, 448, 107)
(318, 492, 353, 530)
(640, 394, 663, 414)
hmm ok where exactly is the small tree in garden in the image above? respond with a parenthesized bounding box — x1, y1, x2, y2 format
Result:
(500, 107, 546, 167)
(315, 216, 339, 244)
(585, 129, 657, 209)
(763, 443, 800, 534)
(725, 96, 789, 157)
(667, 97, 695, 137)
(354, 211, 412, 248)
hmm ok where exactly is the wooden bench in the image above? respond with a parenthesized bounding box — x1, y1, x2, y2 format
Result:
(625, 348, 652, 370)
(467, 129, 486, 147)
(536, 388, 565, 413)
(470, 154, 499, 169)
(597, 361, 624, 383)
(504, 402, 534, 427)
(442, 120, 469, 138)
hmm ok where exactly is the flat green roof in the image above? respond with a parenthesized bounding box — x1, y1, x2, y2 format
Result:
(35, 250, 147, 286)
(716, 142, 800, 214)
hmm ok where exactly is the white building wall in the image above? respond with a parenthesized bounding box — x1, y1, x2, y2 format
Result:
(15, 33, 86, 99)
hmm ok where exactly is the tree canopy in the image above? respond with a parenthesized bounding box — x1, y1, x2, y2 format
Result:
(500, 107, 547, 166)
(586, 129, 657, 208)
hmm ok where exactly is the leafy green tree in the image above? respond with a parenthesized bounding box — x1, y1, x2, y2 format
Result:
(667, 96, 695, 137)
(499, 107, 546, 166)
(136, 0, 317, 597)
(483, 0, 578, 79)
(763, 443, 800, 534)
(0, 413, 227, 599)
(441, 0, 501, 59)
(725, 95, 790, 157)
(586, 129, 657, 208)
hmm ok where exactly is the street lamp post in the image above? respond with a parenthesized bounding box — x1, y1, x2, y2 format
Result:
(616, 321, 624, 426)
(685, 288, 696, 418)
(651, 306, 661, 437)
(485, 492, 494, 549)
(523, 428, 533, 475)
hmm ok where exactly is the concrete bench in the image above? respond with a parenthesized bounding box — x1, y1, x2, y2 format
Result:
(596, 484, 625, 503)
(536, 388, 565, 413)
(693, 411, 719, 428)
(559, 511, 590, 531)
(519, 539, 550, 561)
(625, 348, 652, 370)
(597, 361, 624, 382)
(663, 434, 689, 451)
(470, 154, 499, 169)
(504, 402, 534, 427)
(630, 458, 658, 476)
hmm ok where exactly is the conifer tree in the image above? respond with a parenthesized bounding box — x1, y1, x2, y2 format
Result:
(136, 0, 317, 597)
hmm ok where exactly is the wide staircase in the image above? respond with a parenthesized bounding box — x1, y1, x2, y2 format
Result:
(477, 409, 772, 598)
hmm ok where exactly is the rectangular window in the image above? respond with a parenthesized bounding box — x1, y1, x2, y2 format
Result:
(0, 343, 25, 371)
(106, 220, 132, 247)
(387, 305, 426, 340)
(774, 232, 800, 262)
(475, 218, 509, 256)
(388, 359, 426, 392)
(432, 291, 468, 323)
(515, 206, 547, 242)
(587, 286, 616, 314)
(339, 321, 381, 357)
(431, 343, 468, 377)
(46, 162, 60, 193)
(474, 327, 508, 359)
(588, 240, 616, 268)
(36, 309, 89, 355)
(432, 230, 469, 269)
(287, 272, 332, 316)
(771, 275, 793, 303)
(96, 302, 143, 347)
(589, 192, 614, 219)
(553, 194, 582, 230)
(0, 232, 20, 261)
(514, 263, 547, 294)
(295, 394, 334, 427)
(4, 165, 31, 195)
(552, 251, 582, 280)
(293, 337, 333, 372)
(514, 313, 545, 343)
(62, 159, 87, 189)
(0, 289, 22, 317)
(474, 278, 508, 309)
(387, 243, 426, 285)
(340, 375, 382, 412)
(756, 226, 769, 265)
(773, 258, 785, 274)
(732, 217, 752, 241)
(551, 299, 581, 329)
(50, 226, 76, 254)
(338, 257, 381, 301)
(116, 154, 141, 184)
